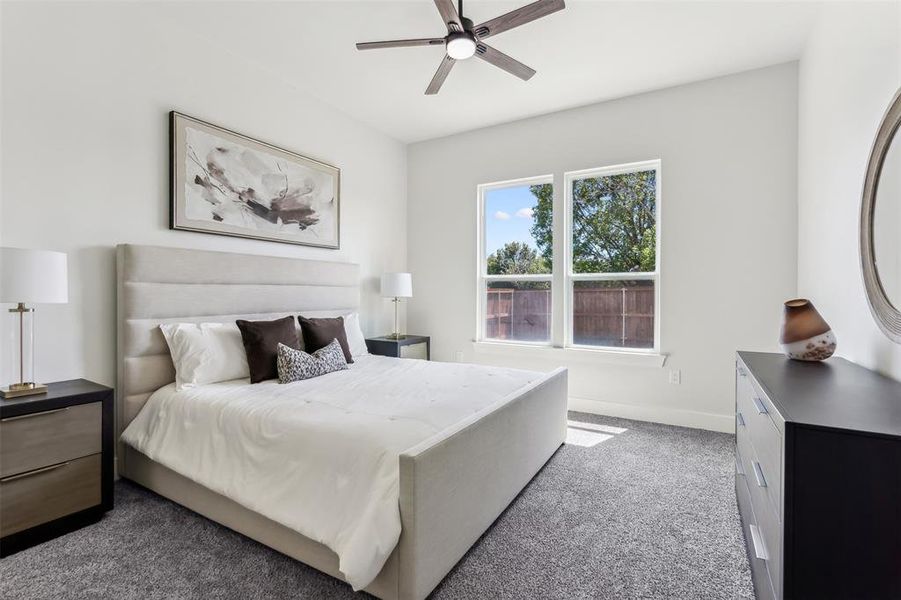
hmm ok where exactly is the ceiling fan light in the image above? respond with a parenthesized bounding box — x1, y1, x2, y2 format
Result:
(446, 34, 476, 60)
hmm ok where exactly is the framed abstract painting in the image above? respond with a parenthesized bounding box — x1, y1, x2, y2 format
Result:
(170, 111, 340, 249)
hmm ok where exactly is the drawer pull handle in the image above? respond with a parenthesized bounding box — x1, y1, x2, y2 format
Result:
(752, 397, 768, 415)
(0, 461, 70, 483)
(752, 461, 767, 488)
(0, 407, 69, 422)
(749, 524, 769, 561)
(736, 412, 745, 427)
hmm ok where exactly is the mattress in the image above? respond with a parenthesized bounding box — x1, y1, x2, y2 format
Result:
(120, 354, 543, 590)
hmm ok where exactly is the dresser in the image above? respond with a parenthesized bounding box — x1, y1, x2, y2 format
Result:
(735, 352, 901, 600)
(0, 379, 114, 556)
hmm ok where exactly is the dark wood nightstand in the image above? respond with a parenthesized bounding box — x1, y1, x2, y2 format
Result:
(0, 379, 114, 556)
(366, 335, 431, 360)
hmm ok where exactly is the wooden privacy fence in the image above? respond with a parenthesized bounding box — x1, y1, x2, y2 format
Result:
(486, 286, 654, 348)
(486, 288, 550, 342)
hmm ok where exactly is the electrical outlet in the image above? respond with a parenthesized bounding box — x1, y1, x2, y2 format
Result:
(454, 350, 464, 362)
(668, 369, 681, 384)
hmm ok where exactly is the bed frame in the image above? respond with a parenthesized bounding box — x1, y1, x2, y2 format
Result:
(116, 243, 568, 600)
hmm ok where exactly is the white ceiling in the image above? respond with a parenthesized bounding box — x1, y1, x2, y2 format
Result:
(164, 1, 825, 143)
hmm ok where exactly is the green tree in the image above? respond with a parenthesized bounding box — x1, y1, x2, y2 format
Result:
(486, 241, 550, 275)
(530, 183, 554, 263)
(530, 170, 656, 273)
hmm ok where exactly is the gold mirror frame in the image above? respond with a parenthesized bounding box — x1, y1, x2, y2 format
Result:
(861, 87, 901, 343)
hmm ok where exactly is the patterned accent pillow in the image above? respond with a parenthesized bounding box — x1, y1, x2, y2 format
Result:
(277, 339, 348, 383)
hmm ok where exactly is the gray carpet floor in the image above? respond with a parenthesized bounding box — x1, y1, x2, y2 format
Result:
(0, 412, 754, 599)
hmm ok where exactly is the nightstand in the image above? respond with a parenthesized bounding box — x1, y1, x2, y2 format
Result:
(366, 335, 431, 360)
(0, 379, 114, 556)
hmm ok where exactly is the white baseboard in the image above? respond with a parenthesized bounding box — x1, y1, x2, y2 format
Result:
(568, 396, 735, 433)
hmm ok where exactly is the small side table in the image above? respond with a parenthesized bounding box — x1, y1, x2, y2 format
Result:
(366, 335, 431, 360)
(0, 379, 114, 556)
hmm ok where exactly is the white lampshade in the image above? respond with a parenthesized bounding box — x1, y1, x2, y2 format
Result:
(381, 272, 412, 298)
(0, 247, 68, 304)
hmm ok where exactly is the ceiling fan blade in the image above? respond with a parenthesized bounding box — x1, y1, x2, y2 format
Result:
(356, 38, 445, 50)
(474, 0, 565, 39)
(475, 43, 536, 81)
(434, 0, 463, 32)
(425, 55, 456, 95)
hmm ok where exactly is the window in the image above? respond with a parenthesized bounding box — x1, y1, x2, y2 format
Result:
(478, 176, 553, 343)
(565, 161, 660, 351)
(477, 161, 660, 354)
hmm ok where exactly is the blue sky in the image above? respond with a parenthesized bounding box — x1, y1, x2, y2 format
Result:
(484, 185, 541, 256)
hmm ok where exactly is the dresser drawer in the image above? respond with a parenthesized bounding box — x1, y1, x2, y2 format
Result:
(736, 371, 783, 519)
(738, 362, 785, 432)
(736, 400, 752, 459)
(0, 402, 101, 478)
(739, 441, 783, 597)
(736, 470, 776, 600)
(0, 453, 101, 537)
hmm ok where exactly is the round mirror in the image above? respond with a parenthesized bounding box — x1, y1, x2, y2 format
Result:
(861, 88, 901, 342)
(874, 128, 901, 310)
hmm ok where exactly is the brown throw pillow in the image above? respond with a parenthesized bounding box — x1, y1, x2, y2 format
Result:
(298, 316, 354, 364)
(236, 316, 300, 383)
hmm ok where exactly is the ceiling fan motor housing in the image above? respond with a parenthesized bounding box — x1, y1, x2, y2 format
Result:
(446, 30, 476, 60)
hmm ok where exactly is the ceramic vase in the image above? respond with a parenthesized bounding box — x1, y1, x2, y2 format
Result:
(779, 299, 836, 361)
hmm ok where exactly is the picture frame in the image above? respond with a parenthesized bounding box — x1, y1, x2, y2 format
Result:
(169, 111, 340, 249)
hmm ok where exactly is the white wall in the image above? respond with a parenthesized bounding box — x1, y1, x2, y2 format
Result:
(0, 1, 407, 388)
(798, 2, 901, 381)
(407, 64, 799, 432)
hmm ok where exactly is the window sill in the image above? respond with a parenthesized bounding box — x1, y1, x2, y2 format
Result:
(472, 341, 667, 368)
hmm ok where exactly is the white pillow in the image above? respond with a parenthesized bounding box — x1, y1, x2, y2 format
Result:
(343, 312, 369, 358)
(160, 322, 250, 390)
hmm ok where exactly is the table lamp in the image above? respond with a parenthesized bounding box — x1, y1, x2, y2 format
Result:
(0, 247, 68, 398)
(380, 272, 412, 340)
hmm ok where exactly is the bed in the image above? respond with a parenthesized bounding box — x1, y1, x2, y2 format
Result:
(116, 244, 568, 600)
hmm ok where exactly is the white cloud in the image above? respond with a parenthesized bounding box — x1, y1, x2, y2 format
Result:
(515, 207, 534, 219)
(494, 210, 511, 220)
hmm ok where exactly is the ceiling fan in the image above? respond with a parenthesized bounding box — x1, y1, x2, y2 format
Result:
(356, 0, 565, 95)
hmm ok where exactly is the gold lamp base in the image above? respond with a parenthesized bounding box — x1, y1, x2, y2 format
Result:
(0, 382, 48, 399)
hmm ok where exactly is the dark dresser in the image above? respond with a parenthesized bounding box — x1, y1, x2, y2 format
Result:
(0, 379, 114, 556)
(735, 352, 901, 600)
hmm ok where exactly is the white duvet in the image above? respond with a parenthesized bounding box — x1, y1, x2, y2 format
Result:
(121, 354, 542, 590)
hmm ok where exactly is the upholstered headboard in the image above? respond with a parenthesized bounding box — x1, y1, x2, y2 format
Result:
(116, 244, 360, 471)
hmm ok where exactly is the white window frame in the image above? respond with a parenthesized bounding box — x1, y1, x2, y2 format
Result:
(476, 175, 555, 346)
(563, 160, 662, 354)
